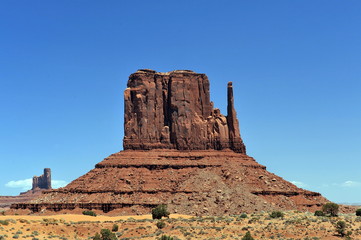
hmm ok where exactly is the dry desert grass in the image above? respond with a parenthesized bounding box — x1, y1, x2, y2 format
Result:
(0, 211, 360, 239)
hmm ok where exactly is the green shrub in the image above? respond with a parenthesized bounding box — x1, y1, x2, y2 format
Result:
(356, 208, 361, 216)
(314, 210, 325, 216)
(242, 231, 255, 240)
(93, 232, 101, 240)
(92, 229, 117, 240)
(322, 202, 339, 217)
(269, 211, 284, 218)
(112, 224, 119, 232)
(100, 229, 117, 240)
(334, 221, 352, 239)
(335, 221, 347, 237)
(0, 220, 9, 225)
(156, 221, 166, 229)
(160, 235, 174, 240)
(240, 213, 248, 218)
(82, 210, 97, 217)
(152, 204, 170, 220)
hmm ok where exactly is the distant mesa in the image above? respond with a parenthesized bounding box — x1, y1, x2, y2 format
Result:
(11, 70, 328, 215)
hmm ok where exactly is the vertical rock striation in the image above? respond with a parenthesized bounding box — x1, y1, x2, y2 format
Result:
(123, 69, 246, 153)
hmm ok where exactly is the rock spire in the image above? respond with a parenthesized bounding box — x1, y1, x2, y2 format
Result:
(123, 69, 246, 153)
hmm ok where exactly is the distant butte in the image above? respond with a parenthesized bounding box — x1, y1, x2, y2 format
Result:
(32, 168, 52, 191)
(11, 70, 328, 215)
(0, 168, 51, 209)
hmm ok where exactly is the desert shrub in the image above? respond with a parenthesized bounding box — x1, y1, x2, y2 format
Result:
(112, 224, 119, 232)
(156, 221, 166, 229)
(322, 202, 339, 217)
(242, 231, 255, 240)
(12, 234, 19, 239)
(335, 220, 347, 237)
(356, 208, 361, 216)
(0, 220, 9, 225)
(82, 210, 97, 217)
(92, 229, 117, 240)
(160, 235, 174, 240)
(314, 210, 325, 216)
(100, 229, 117, 240)
(93, 232, 101, 240)
(152, 204, 170, 220)
(269, 211, 284, 218)
(240, 213, 248, 218)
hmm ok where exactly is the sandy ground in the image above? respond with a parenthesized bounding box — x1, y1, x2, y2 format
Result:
(0, 211, 360, 239)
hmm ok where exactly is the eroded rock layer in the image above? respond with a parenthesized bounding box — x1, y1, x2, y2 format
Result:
(12, 150, 327, 215)
(124, 70, 246, 153)
(0, 191, 42, 209)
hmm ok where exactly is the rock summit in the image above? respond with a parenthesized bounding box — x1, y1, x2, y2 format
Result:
(124, 69, 245, 153)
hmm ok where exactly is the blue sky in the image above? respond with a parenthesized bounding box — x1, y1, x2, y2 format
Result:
(1, 1, 360, 204)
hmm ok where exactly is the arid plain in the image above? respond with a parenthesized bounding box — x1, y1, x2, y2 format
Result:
(1, 210, 361, 239)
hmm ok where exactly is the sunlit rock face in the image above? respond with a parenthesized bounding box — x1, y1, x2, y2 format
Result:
(123, 69, 246, 153)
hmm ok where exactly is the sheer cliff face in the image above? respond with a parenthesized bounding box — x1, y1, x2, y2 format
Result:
(123, 69, 246, 153)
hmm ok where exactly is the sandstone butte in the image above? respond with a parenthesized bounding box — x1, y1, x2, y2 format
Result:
(0, 168, 51, 209)
(11, 69, 329, 216)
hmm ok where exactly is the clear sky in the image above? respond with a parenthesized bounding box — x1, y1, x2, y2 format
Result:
(1, 1, 360, 204)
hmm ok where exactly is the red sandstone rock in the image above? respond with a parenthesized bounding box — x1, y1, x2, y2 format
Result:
(11, 150, 327, 215)
(0, 190, 43, 209)
(10, 69, 329, 215)
(123, 70, 246, 153)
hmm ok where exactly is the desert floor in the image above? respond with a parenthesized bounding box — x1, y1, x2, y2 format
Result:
(0, 211, 360, 240)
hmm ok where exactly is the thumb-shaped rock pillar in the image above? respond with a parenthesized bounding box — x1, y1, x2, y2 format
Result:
(227, 82, 246, 153)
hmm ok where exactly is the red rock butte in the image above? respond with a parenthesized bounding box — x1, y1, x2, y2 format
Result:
(11, 69, 327, 215)
(124, 69, 245, 153)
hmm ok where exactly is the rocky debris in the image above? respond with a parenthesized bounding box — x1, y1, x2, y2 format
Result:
(11, 149, 327, 215)
(124, 70, 246, 153)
